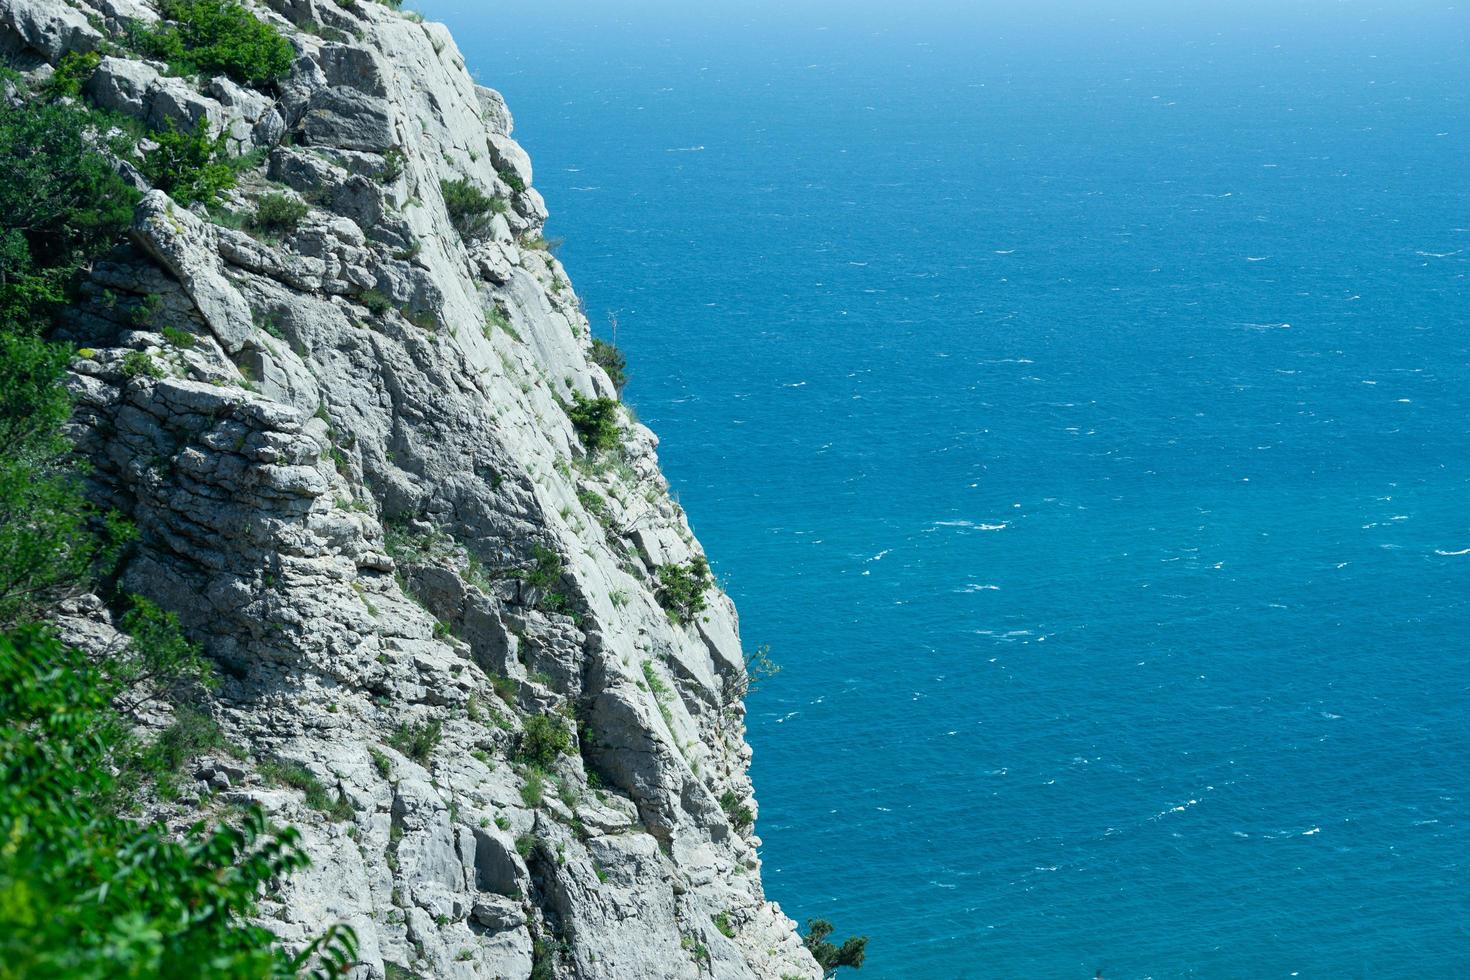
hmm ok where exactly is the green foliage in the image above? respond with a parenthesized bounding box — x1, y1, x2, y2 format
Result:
(519, 770, 544, 808)
(803, 920, 868, 977)
(656, 556, 712, 625)
(641, 660, 672, 700)
(379, 147, 406, 182)
(523, 543, 563, 591)
(490, 673, 518, 704)
(110, 594, 217, 716)
(0, 98, 139, 334)
(250, 192, 309, 236)
(388, 719, 442, 764)
(495, 166, 525, 194)
(440, 178, 504, 240)
(45, 50, 102, 97)
(482, 303, 513, 339)
(590, 337, 627, 392)
(519, 543, 573, 615)
(718, 789, 753, 833)
(0, 334, 129, 630)
(360, 289, 392, 316)
(369, 747, 392, 779)
(121, 348, 164, 378)
(565, 393, 621, 455)
(576, 487, 607, 518)
(0, 627, 358, 977)
(517, 714, 571, 769)
(724, 643, 781, 705)
(514, 833, 534, 859)
(161, 325, 197, 348)
(712, 911, 735, 939)
(140, 118, 236, 206)
(131, 0, 295, 87)
(259, 757, 353, 821)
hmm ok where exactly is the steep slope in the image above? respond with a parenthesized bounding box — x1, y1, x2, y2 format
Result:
(0, 0, 820, 976)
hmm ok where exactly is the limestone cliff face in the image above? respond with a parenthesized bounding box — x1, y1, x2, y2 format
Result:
(0, 1, 820, 976)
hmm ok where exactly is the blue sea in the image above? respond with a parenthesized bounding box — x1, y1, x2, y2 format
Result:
(430, 2, 1468, 975)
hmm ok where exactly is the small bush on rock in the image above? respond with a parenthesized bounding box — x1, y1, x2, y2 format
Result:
(250, 192, 308, 236)
(656, 556, 712, 625)
(0, 98, 139, 334)
(121, 349, 164, 379)
(518, 714, 571, 769)
(140, 118, 236, 207)
(803, 919, 868, 976)
(496, 166, 526, 194)
(132, 0, 295, 87)
(590, 337, 627, 392)
(441, 178, 501, 240)
(719, 789, 753, 832)
(566, 393, 621, 455)
(45, 51, 101, 97)
(388, 719, 442, 764)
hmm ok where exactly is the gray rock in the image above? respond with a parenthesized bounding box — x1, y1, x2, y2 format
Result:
(131, 192, 256, 354)
(0, 0, 101, 60)
(303, 86, 397, 151)
(47, 2, 824, 977)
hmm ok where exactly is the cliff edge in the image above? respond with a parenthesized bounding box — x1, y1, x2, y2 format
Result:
(0, 0, 820, 976)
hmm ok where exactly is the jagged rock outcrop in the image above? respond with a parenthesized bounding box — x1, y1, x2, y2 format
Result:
(3, 1, 820, 977)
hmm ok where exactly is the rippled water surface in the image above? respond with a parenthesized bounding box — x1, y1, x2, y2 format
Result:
(430, 3, 1468, 974)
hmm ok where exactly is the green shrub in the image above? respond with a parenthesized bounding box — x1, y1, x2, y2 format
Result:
(490, 673, 518, 704)
(45, 50, 101, 97)
(132, 0, 295, 87)
(656, 556, 712, 625)
(0, 628, 358, 975)
(712, 911, 735, 939)
(482, 304, 513, 338)
(566, 393, 621, 455)
(518, 714, 571, 769)
(577, 487, 607, 518)
(590, 337, 627, 392)
(0, 98, 139, 334)
(161, 325, 196, 348)
(259, 757, 352, 820)
(369, 746, 392, 778)
(519, 770, 544, 808)
(388, 719, 442, 764)
(803, 919, 868, 976)
(360, 289, 392, 315)
(140, 118, 236, 206)
(523, 543, 562, 591)
(379, 146, 406, 182)
(0, 336, 128, 629)
(441, 178, 501, 240)
(496, 166, 526, 194)
(111, 594, 217, 715)
(719, 789, 753, 833)
(121, 349, 164, 379)
(514, 833, 534, 858)
(145, 707, 227, 793)
(250, 192, 309, 236)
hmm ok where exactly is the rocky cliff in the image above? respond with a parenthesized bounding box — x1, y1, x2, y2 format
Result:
(0, 0, 820, 976)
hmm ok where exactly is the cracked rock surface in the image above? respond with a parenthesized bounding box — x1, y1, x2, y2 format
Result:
(3, 0, 821, 976)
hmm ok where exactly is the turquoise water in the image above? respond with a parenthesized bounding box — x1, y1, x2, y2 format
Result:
(432, 3, 1469, 975)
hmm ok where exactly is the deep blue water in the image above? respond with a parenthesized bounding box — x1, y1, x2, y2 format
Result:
(429, 3, 1469, 975)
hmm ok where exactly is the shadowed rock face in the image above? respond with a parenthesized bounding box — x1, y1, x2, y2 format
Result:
(4, 0, 821, 976)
